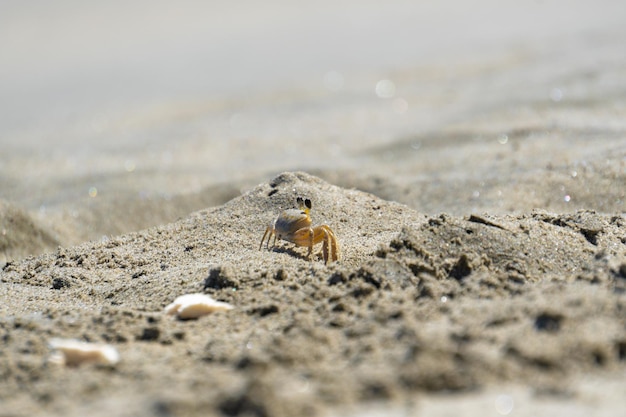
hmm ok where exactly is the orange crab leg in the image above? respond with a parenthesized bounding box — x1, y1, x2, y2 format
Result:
(259, 226, 274, 250)
(288, 227, 313, 259)
(320, 225, 339, 262)
(290, 225, 339, 263)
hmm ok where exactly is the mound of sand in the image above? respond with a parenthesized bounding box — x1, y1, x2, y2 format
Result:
(25, 182, 243, 253)
(0, 200, 61, 265)
(1, 172, 625, 416)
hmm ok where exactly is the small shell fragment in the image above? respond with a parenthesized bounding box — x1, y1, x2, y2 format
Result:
(48, 338, 120, 367)
(164, 293, 234, 319)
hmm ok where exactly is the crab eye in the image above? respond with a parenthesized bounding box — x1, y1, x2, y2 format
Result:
(296, 197, 303, 205)
(304, 199, 312, 209)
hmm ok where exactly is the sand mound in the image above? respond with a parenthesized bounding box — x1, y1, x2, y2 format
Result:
(1, 172, 625, 416)
(47, 181, 243, 249)
(0, 200, 60, 265)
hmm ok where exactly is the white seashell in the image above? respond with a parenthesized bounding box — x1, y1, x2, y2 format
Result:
(48, 338, 120, 366)
(164, 293, 234, 319)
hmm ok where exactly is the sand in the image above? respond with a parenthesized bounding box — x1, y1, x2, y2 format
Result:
(2, 170, 625, 416)
(1, 2, 626, 416)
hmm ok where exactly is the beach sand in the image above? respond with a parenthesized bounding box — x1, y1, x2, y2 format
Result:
(2, 170, 625, 416)
(1, 2, 626, 416)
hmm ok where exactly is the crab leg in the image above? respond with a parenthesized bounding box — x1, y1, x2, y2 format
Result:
(259, 226, 273, 250)
(322, 233, 330, 263)
(264, 224, 340, 263)
(320, 225, 339, 262)
(307, 227, 314, 259)
(290, 227, 316, 261)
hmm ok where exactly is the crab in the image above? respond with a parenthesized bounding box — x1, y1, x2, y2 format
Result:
(259, 197, 340, 264)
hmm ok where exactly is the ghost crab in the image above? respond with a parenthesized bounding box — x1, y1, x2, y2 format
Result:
(260, 197, 340, 264)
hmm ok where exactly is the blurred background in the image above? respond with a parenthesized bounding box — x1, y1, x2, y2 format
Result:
(1, 0, 625, 258)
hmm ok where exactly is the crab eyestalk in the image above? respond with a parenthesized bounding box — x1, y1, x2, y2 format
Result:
(297, 197, 312, 214)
